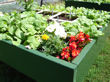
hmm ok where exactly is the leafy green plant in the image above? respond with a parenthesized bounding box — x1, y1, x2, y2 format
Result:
(61, 16, 104, 37)
(0, 3, 110, 62)
(0, 11, 48, 49)
(16, 0, 38, 11)
(39, 4, 110, 37)
(40, 35, 67, 55)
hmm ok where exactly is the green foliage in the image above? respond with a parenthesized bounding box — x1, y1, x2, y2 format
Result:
(61, 16, 104, 37)
(0, 3, 110, 56)
(0, 11, 48, 49)
(39, 4, 110, 37)
(16, 0, 39, 11)
(40, 35, 67, 55)
(39, 3, 65, 12)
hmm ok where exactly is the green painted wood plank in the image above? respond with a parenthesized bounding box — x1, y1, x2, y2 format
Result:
(0, 40, 76, 82)
(73, 23, 110, 82)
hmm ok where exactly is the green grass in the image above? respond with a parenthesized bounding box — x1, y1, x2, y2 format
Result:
(84, 37, 110, 82)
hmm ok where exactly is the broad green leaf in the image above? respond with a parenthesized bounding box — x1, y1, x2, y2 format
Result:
(12, 37, 21, 46)
(27, 36, 40, 49)
(15, 28, 24, 39)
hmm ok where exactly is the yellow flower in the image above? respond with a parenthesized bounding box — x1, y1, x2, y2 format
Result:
(42, 34, 49, 40)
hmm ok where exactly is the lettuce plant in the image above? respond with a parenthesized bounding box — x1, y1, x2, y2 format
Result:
(0, 11, 48, 49)
(16, 0, 39, 11)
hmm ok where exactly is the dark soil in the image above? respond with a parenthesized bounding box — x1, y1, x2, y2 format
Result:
(36, 10, 40, 12)
(39, 11, 57, 16)
(54, 13, 77, 21)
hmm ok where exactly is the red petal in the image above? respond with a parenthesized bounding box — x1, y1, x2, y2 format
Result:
(69, 42, 77, 50)
(56, 56, 60, 59)
(69, 36, 76, 42)
(85, 34, 90, 38)
(72, 49, 80, 57)
(61, 56, 65, 59)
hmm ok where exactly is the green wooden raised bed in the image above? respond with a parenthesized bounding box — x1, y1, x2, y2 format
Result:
(0, 2, 110, 82)
(0, 21, 109, 82)
(65, 0, 110, 11)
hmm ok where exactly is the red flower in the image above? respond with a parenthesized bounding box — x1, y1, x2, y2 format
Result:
(77, 32, 84, 37)
(69, 42, 77, 50)
(59, 32, 91, 62)
(72, 49, 80, 58)
(77, 47, 82, 52)
(62, 47, 69, 51)
(85, 34, 90, 39)
(61, 51, 70, 60)
(76, 32, 85, 42)
(87, 38, 91, 42)
(61, 51, 70, 56)
(56, 56, 60, 59)
(61, 56, 65, 59)
(69, 35, 76, 42)
(65, 54, 70, 59)
(61, 51, 66, 57)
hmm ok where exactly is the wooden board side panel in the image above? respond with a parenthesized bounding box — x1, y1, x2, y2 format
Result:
(0, 40, 75, 82)
(74, 23, 110, 82)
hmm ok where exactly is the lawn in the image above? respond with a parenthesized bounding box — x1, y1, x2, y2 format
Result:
(84, 37, 110, 82)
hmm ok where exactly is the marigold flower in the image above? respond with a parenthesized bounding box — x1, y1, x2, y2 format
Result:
(42, 34, 49, 40)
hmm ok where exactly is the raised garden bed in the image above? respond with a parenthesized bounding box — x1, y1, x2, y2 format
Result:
(0, 23, 110, 82)
(0, 2, 110, 82)
(37, 10, 58, 16)
(65, 0, 110, 11)
(49, 12, 78, 23)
